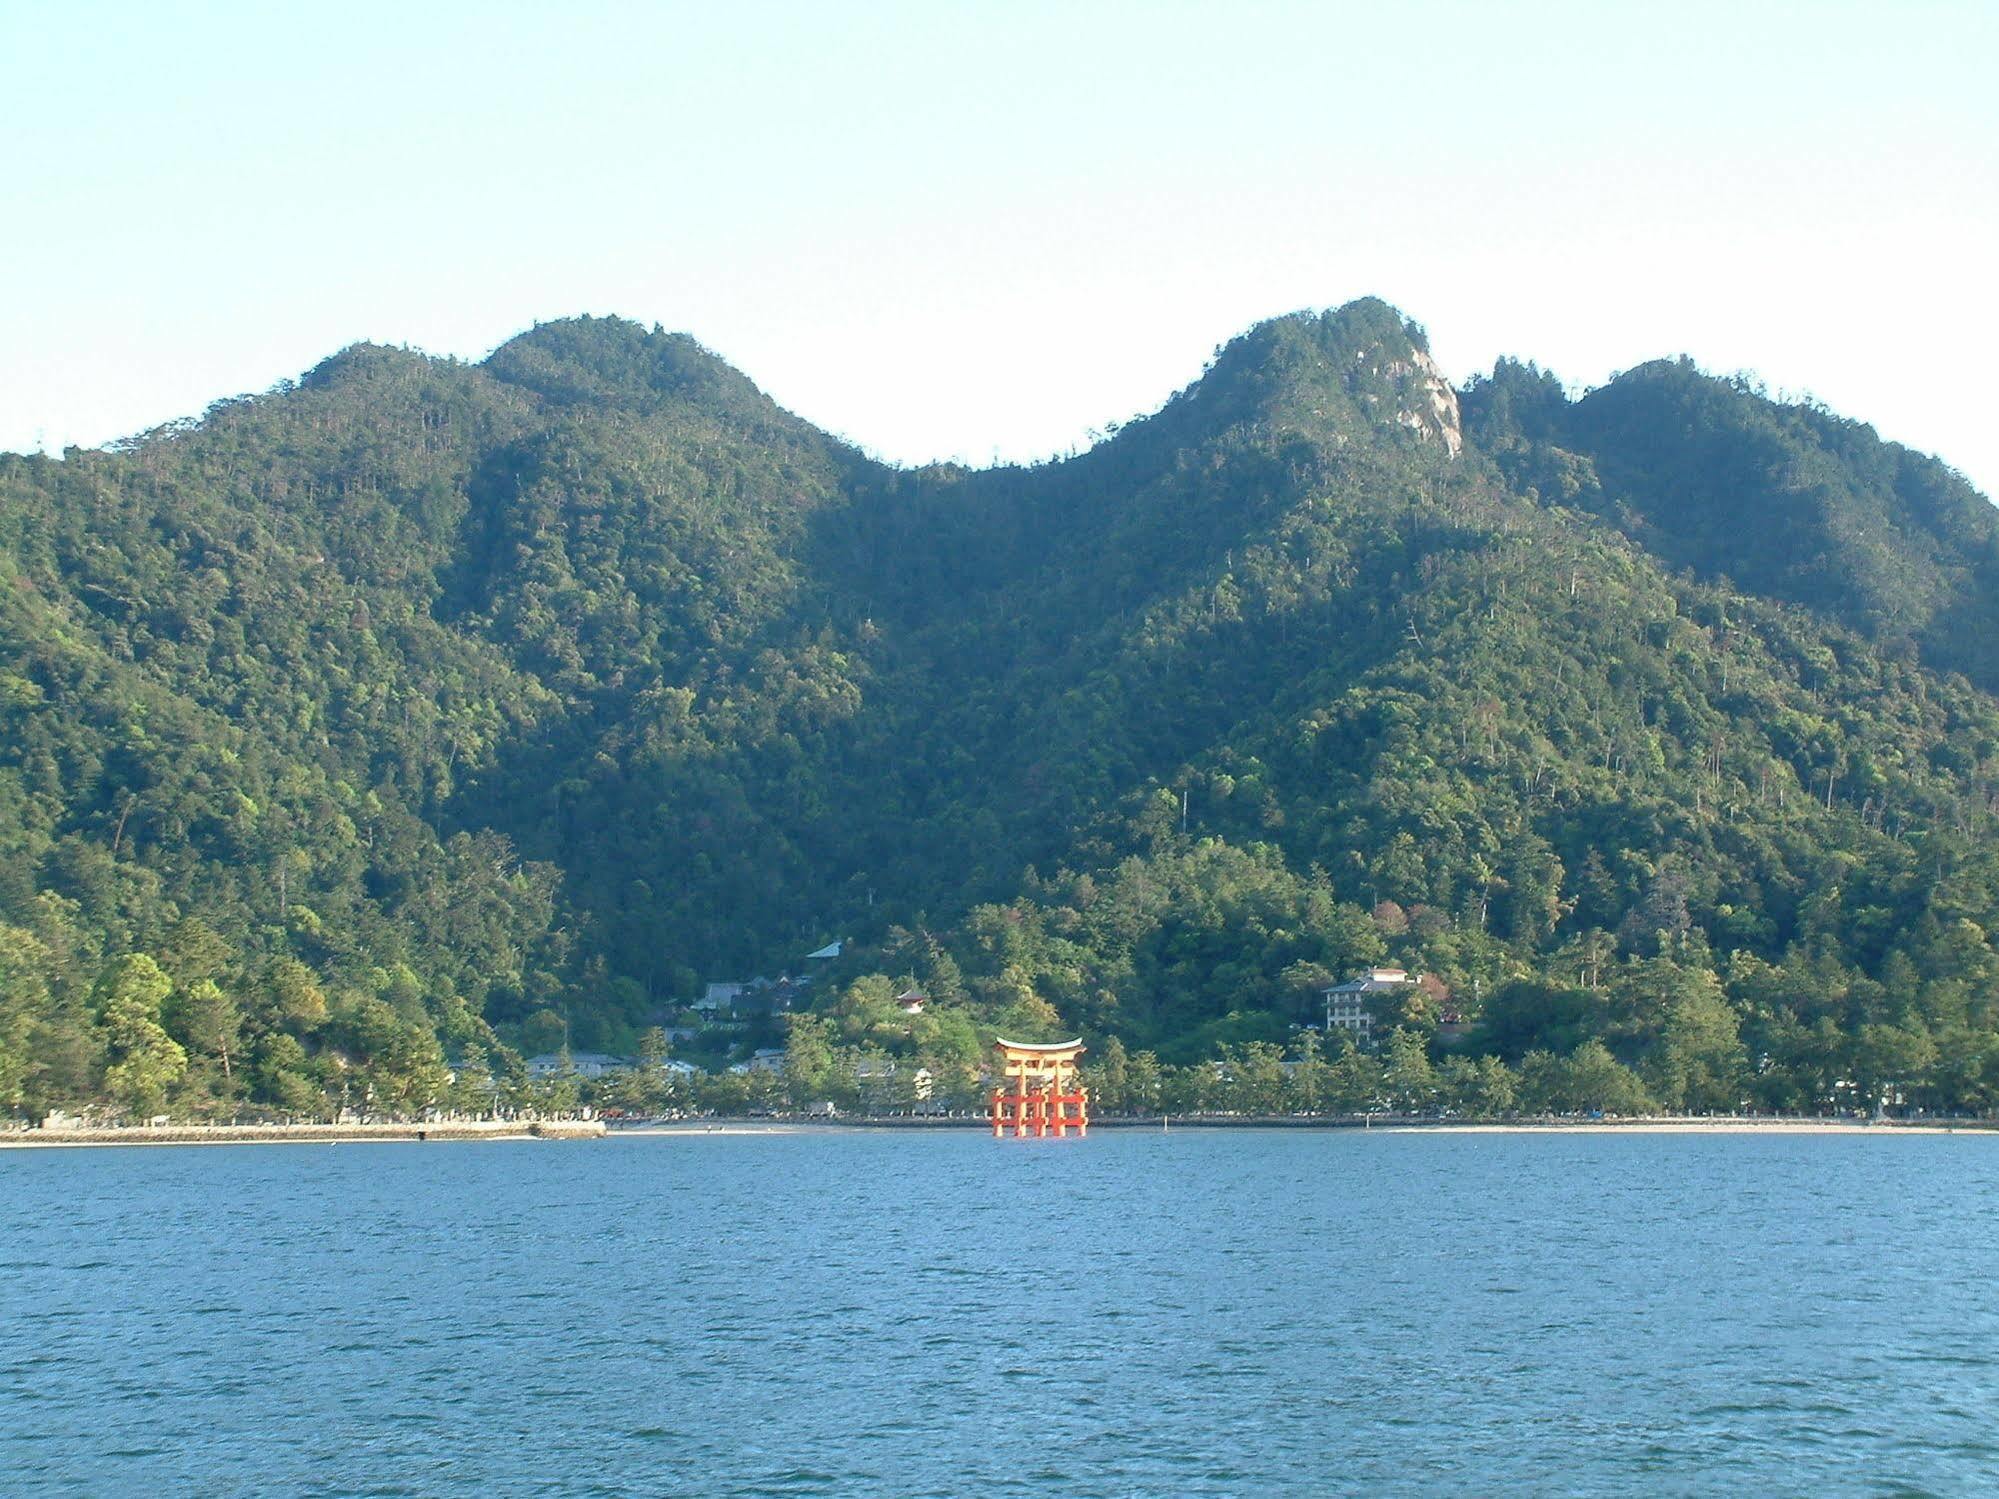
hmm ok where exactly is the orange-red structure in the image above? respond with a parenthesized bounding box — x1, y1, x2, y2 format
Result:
(990, 1038, 1088, 1137)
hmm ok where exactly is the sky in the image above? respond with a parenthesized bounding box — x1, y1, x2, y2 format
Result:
(3, 0, 1995, 496)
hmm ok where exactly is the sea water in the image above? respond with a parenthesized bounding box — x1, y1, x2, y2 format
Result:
(3, 1129, 1996, 1496)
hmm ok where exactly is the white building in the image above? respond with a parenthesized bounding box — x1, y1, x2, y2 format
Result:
(1321, 968, 1418, 1049)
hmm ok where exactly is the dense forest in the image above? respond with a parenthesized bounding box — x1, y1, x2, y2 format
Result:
(4, 299, 1998, 1121)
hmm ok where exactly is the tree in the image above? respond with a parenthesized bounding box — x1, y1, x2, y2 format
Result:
(1849, 1022, 1938, 1115)
(252, 1033, 322, 1115)
(1559, 1041, 1654, 1115)
(1232, 1041, 1287, 1114)
(96, 955, 188, 1119)
(1325, 1042, 1383, 1113)
(539, 1052, 582, 1115)
(783, 1014, 847, 1107)
(1516, 1049, 1565, 1114)
(1644, 964, 1746, 1112)
(264, 958, 328, 1034)
(1498, 835, 1568, 941)
(1477, 978, 1605, 1060)
(165, 979, 242, 1088)
(1125, 1049, 1164, 1115)
(1089, 1035, 1132, 1113)
(519, 1008, 568, 1057)
(1469, 1054, 1518, 1116)
(993, 980, 1065, 1041)
(1161, 1059, 1219, 1114)
(1601, 956, 1741, 1108)
(1382, 1028, 1437, 1113)
(447, 1047, 499, 1116)
(1281, 960, 1338, 1021)
(1618, 864, 1693, 956)
(0, 923, 53, 1116)
(626, 1026, 671, 1115)
(1284, 1029, 1329, 1113)
(370, 1023, 450, 1116)
(160, 918, 233, 989)
(831, 974, 903, 1046)
(917, 1008, 985, 1107)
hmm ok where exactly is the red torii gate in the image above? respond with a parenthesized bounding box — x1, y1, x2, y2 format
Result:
(990, 1038, 1088, 1138)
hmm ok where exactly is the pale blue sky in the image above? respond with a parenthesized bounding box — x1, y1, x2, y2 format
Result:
(3, 1, 1994, 495)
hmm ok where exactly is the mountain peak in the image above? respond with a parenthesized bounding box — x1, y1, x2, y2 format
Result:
(483, 315, 774, 420)
(299, 341, 437, 392)
(1165, 298, 1461, 456)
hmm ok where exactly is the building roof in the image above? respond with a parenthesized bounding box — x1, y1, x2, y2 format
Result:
(1325, 968, 1416, 995)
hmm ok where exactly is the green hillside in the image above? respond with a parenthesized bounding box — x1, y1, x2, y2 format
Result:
(4, 302, 1998, 1121)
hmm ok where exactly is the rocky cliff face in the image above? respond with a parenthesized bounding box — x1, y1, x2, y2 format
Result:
(1390, 345, 1462, 456)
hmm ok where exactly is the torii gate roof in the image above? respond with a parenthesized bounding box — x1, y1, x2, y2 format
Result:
(994, 1037, 1085, 1055)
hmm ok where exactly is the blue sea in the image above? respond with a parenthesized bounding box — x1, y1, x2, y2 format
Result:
(3, 1128, 1997, 1496)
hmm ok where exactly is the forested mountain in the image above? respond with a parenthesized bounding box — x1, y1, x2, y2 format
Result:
(5, 300, 1998, 1121)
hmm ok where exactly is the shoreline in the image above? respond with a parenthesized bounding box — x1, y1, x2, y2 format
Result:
(0, 1119, 605, 1151)
(613, 1115, 1995, 1138)
(3, 1114, 1990, 1151)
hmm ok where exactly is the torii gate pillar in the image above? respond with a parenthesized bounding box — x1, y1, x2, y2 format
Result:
(990, 1038, 1088, 1138)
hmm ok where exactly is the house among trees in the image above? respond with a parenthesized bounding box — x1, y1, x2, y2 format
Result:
(526, 1051, 629, 1079)
(696, 982, 745, 1015)
(695, 975, 810, 1020)
(1321, 968, 1422, 1049)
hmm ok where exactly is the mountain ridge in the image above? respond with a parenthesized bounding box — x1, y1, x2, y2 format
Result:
(3, 299, 1998, 1120)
